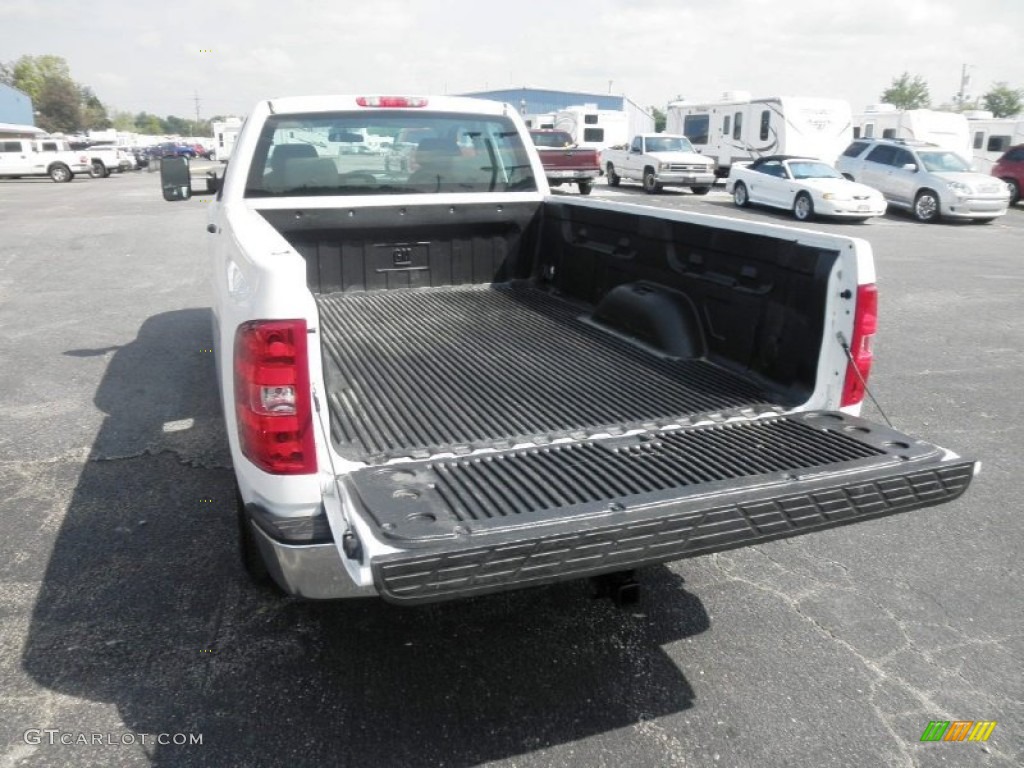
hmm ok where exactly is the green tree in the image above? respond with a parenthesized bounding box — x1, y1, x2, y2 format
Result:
(161, 115, 192, 135)
(881, 72, 931, 109)
(80, 86, 111, 131)
(35, 78, 82, 133)
(649, 107, 666, 133)
(9, 55, 73, 103)
(111, 110, 137, 132)
(134, 112, 163, 134)
(982, 82, 1023, 118)
(2, 54, 111, 133)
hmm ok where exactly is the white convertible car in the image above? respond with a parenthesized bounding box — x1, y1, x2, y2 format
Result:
(726, 155, 887, 222)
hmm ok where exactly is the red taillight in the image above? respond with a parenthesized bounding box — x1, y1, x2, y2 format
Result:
(841, 284, 878, 407)
(234, 320, 317, 474)
(356, 96, 428, 108)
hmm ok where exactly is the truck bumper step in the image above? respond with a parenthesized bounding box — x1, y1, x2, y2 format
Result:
(350, 412, 975, 604)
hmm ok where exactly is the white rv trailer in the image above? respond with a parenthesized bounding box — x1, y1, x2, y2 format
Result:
(212, 117, 243, 162)
(666, 94, 853, 176)
(525, 113, 557, 130)
(553, 105, 631, 150)
(852, 106, 971, 160)
(964, 111, 1024, 172)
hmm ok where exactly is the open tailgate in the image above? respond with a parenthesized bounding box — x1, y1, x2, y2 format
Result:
(344, 411, 975, 605)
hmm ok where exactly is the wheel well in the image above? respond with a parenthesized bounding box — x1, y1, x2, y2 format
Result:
(916, 187, 939, 200)
(47, 162, 68, 171)
(643, 165, 655, 175)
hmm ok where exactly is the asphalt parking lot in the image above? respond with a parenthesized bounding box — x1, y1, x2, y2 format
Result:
(1, 170, 1022, 768)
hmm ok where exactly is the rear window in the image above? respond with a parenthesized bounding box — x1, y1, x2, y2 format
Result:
(842, 141, 870, 158)
(530, 131, 574, 148)
(245, 111, 537, 197)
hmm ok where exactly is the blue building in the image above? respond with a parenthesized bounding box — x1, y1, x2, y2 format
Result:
(0, 83, 39, 136)
(460, 87, 655, 138)
(460, 87, 626, 115)
(0, 82, 34, 123)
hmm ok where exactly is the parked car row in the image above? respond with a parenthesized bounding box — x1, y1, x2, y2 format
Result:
(718, 138, 1017, 224)
(0, 137, 217, 182)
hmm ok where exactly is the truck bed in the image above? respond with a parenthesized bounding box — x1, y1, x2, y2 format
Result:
(316, 281, 972, 606)
(274, 199, 974, 605)
(316, 282, 779, 464)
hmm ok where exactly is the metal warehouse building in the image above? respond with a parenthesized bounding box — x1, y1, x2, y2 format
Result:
(460, 87, 655, 137)
(0, 83, 41, 137)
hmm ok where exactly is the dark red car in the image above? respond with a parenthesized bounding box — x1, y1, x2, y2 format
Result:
(992, 144, 1024, 204)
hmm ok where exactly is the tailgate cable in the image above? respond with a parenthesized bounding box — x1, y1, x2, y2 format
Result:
(836, 332, 893, 428)
(311, 385, 363, 562)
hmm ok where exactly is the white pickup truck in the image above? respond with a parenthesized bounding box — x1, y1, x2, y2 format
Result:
(602, 134, 717, 194)
(52, 140, 132, 178)
(0, 138, 90, 182)
(160, 94, 974, 606)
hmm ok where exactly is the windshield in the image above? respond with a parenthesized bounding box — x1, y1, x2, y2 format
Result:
(245, 111, 537, 197)
(787, 161, 843, 180)
(917, 151, 971, 173)
(644, 136, 695, 153)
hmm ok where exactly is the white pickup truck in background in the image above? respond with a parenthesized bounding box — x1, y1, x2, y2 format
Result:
(158, 94, 975, 607)
(602, 134, 717, 194)
(52, 140, 132, 178)
(0, 138, 90, 182)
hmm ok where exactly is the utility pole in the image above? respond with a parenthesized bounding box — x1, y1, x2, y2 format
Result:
(193, 91, 202, 136)
(955, 64, 973, 110)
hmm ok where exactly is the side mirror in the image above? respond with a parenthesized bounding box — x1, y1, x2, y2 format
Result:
(161, 156, 221, 200)
(902, 163, 918, 172)
(160, 156, 192, 201)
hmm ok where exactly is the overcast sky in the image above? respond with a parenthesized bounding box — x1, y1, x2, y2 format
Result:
(5, 0, 1023, 120)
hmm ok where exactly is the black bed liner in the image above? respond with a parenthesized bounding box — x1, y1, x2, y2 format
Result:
(347, 411, 974, 604)
(316, 282, 780, 464)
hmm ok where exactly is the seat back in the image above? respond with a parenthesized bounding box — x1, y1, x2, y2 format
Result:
(407, 138, 460, 190)
(283, 157, 338, 189)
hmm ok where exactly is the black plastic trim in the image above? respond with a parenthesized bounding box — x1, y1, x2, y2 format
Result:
(372, 457, 974, 605)
(246, 503, 334, 545)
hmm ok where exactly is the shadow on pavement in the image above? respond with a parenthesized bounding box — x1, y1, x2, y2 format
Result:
(23, 309, 709, 767)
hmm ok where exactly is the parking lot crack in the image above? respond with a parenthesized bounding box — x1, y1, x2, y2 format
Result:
(89, 446, 232, 471)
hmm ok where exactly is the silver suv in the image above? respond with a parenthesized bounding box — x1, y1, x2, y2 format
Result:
(836, 139, 1010, 223)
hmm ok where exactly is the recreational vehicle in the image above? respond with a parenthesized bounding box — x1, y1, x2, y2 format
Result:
(666, 94, 852, 176)
(212, 117, 243, 163)
(553, 105, 630, 151)
(965, 112, 1024, 172)
(525, 113, 556, 130)
(852, 106, 971, 161)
